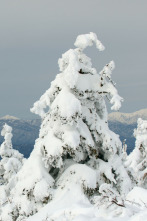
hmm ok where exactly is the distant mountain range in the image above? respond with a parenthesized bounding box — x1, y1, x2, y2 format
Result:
(108, 108, 147, 124)
(0, 108, 147, 157)
(108, 108, 147, 153)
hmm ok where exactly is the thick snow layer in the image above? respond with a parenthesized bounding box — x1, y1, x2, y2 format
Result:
(56, 164, 97, 191)
(75, 72, 100, 92)
(58, 49, 80, 88)
(27, 183, 96, 221)
(126, 187, 147, 207)
(13, 153, 54, 193)
(27, 187, 147, 221)
(51, 88, 82, 120)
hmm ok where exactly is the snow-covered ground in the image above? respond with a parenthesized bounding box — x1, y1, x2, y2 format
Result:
(27, 187, 147, 221)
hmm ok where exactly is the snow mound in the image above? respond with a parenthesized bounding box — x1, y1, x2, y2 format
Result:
(56, 164, 97, 191)
(74, 32, 105, 51)
(126, 187, 147, 207)
(27, 187, 147, 221)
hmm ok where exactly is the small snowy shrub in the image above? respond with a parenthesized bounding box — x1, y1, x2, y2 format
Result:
(92, 183, 125, 217)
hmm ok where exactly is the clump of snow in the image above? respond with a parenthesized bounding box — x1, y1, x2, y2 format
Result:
(56, 164, 97, 195)
(58, 49, 80, 88)
(51, 88, 82, 124)
(126, 187, 147, 207)
(74, 32, 105, 51)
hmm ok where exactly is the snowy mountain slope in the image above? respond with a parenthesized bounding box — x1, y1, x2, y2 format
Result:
(108, 108, 147, 124)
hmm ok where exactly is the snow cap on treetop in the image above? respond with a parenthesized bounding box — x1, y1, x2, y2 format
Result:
(31, 32, 123, 118)
(1, 124, 12, 137)
(74, 32, 105, 51)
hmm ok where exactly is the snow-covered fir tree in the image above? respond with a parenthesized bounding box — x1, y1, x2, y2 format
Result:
(0, 124, 24, 217)
(121, 139, 128, 163)
(0, 124, 24, 185)
(31, 32, 132, 194)
(126, 118, 147, 188)
(0, 32, 132, 221)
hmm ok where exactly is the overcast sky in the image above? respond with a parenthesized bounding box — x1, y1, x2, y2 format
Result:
(0, 0, 147, 119)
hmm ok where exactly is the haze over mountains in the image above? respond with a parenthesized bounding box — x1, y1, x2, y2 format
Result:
(0, 109, 146, 158)
(108, 108, 147, 124)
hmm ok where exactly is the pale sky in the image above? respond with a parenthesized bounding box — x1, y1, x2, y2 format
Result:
(0, 0, 147, 119)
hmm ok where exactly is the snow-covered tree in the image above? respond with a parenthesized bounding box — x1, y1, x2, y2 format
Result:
(121, 139, 128, 163)
(0, 140, 54, 219)
(0, 124, 24, 217)
(92, 183, 125, 217)
(31, 32, 131, 194)
(1, 32, 132, 220)
(0, 137, 54, 220)
(126, 118, 147, 188)
(0, 124, 24, 185)
(0, 155, 54, 221)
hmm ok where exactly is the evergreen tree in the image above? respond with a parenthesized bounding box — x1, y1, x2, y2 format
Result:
(0, 124, 24, 184)
(1, 32, 132, 220)
(0, 124, 24, 217)
(31, 32, 131, 194)
(126, 118, 147, 188)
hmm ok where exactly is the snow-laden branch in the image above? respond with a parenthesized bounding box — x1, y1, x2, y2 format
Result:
(99, 61, 123, 111)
